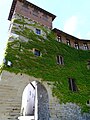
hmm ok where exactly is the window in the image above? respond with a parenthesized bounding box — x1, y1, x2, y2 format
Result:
(66, 39, 70, 45)
(36, 29, 41, 35)
(86, 100, 90, 107)
(3, 59, 12, 67)
(7, 61, 12, 67)
(74, 43, 79, 49)
(83, 43, 88, 50)
(33, 49, 41, 56)
(57, 55, 64, 65)
(57, 36, 62, 42)
(68, 78, 77, 92)
(87, 100, 90, 104)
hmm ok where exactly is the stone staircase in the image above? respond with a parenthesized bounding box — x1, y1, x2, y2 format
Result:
(0, 71, 33, 120)
(0, 84, 21, 120)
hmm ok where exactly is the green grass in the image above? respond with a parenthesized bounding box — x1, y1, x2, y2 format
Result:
(2, 17, 90, 112)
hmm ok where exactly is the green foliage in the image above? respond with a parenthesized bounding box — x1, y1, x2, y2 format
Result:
(2, 18, 90, 112)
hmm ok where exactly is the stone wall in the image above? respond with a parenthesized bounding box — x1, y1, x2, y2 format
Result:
(0, 71, 90, 120)
(15, 1, 53, 29)
(0, 70, 61, 120)
(9, 13, 49, 42)
(37, 82, 49, 120)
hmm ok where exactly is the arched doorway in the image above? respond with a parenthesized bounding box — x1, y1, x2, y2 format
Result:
(19, 81, 49, 120)
(20, 81, 36, 116)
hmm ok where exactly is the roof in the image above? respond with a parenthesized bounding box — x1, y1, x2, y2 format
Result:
(53, 28, 79, 41)
(80, 39, 90, 42)
(8, 0, 56, 21)
(53, 28, 90, 42)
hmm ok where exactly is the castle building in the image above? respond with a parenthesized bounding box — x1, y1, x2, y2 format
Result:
(0, 0, 90, 120)
(8, 0, 90, 50)
(53, 28, 90, 50)
(8, 0, 56, 29)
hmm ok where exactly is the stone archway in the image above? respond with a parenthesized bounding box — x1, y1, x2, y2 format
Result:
(37, 81, 49, 120)
(19, 81, 49, 120)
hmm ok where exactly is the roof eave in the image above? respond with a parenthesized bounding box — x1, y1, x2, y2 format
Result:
(8, 0, 56, 21)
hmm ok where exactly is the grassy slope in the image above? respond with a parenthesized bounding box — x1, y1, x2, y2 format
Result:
(2, 18, 90, 112)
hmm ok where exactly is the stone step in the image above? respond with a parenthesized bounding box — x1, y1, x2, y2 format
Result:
(0, 82, 21, 119)
(0, 88, 17, 92)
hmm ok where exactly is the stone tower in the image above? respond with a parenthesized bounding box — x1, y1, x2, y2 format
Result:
(0, 0, 90, 120)
(0, 0, 60, 120)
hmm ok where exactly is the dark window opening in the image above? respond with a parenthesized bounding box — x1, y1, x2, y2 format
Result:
(74, 43, 79, 49)
(68, 78, 77, 92)
(66, 39, 70, 46)
(36, 29, 41, 35)
(83, 43, 88, 50)
(57, 36, 62, 42)
(57, 55, 64, 65)
(87, 100, 90, 104)
(88, 61, 90, 65)
(86, 100, 90, 107)
(34, 49, 41, 56)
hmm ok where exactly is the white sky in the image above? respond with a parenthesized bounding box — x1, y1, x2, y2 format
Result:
(0, 0, 90, 65)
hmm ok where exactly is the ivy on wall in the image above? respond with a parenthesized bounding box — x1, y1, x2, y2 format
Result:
(2, 15, 90, 112)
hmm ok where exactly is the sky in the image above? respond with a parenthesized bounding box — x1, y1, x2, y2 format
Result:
(0, 0, 90, 65)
